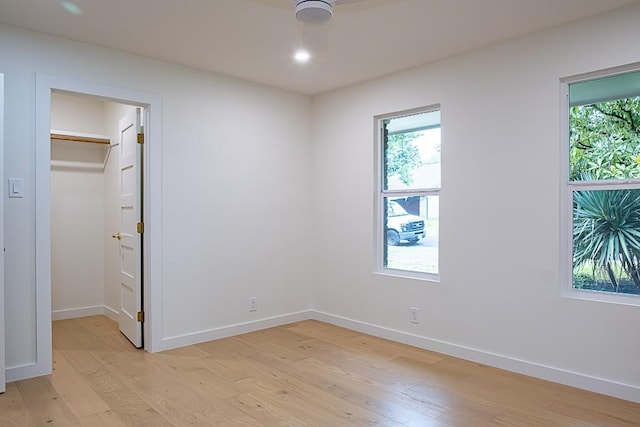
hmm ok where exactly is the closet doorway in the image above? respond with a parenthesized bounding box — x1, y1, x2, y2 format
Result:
(50, 92, 143, 348)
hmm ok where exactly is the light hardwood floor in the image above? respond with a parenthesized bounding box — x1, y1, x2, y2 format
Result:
(1, 316, 638, 426)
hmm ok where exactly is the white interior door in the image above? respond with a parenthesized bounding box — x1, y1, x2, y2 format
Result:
(117, 108, 143, 348)
(0, 74, 6, 392)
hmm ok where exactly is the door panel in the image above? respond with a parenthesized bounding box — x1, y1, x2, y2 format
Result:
(117, 109, 142, 348)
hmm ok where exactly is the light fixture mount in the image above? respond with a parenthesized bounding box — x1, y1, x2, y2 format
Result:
(295, 0, 333, 24)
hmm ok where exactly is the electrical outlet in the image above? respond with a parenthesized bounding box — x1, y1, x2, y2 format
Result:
(249, 296, 257, 312)
(410, 307, 419, 324)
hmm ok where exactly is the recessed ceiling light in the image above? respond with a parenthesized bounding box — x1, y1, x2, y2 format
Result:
(294, 50, 311, 63)
(60, 1, 83, 15)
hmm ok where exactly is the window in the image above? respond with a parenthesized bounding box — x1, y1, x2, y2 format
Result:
(376, 107, 440, 279)
(564, 66, 640, 300)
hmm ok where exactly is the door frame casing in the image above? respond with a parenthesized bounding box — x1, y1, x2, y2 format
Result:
(0, 74, 5, 392)
(6, 74, 162, 382)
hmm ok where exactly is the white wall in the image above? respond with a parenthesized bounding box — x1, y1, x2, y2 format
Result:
(50, 93, 108, 319)
(1, 24, 312, 377)
(51, 92, 107, 135)
(310, 5, 640, 401)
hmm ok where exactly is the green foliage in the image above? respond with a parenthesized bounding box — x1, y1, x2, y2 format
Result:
(386, 132, 421, 186)
(570, 96, 640, 293)
(570, 98, 640, 181)
(573, 189, 640, 292)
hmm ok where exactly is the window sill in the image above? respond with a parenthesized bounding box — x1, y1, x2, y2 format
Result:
(374, 268, 440, 282)
(561, 288, 640, 307)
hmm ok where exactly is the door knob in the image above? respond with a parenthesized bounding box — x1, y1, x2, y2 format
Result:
(112, 232, 122, 240)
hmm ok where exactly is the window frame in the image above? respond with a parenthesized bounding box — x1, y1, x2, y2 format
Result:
(374, 105, 441, 281)
(560, 63, 640, 306)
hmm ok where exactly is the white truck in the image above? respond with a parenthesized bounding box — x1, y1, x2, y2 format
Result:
(386, 200, 425, 245)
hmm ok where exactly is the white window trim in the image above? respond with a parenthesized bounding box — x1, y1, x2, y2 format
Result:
(374, 106, 441, 281)
(560, 63, 640, 306)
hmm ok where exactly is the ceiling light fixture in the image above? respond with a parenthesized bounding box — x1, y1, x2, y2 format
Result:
(294, 50, 311, 63)
(295, 0, 333, 24)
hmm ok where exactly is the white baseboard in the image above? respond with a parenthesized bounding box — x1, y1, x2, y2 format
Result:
(6, 361, 51, 383)
(102, 305, 119, 322)
(311, 310, 640, 404)
(52, 305, 119, 321)
(157, 310, 313, 352)
(52, 305, 105, 321)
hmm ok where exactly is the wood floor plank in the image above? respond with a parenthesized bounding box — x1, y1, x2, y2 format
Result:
(53, 348, 172, 426)
(198, 349, 260, 382)
(91, 349, 247, 425)
(247, 351, 441, 425)
(295, 337, 423, 393)
(15, 376, 81, 426)
(52, 317, 131, 353)
(158, 363, 243, 401)
(227, 355, 393, 426)
(490, 408, 600, 427)
(51, 349, 111, 418)
(226, 391, 310, 427)
(215, 415, 265, 427)
(196, 334, 263, 358)
(77, 410, 129, 427)
(229, 377, 361, 426)
(2, 315, 639, 426)
(546, 398, 639, 426)
(0, 382, 35, 427)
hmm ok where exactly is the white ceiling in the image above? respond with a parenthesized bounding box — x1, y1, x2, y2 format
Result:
(1, 0, 639, 95)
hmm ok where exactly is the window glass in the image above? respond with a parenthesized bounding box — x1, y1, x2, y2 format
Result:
(378, 108, 440, 278)
(384, 111, 441, 191)
(567, 69, 640, 297)
(384, 196, 439, 274)
(573, 189, 640, 295)
(570, 98, 640, 182)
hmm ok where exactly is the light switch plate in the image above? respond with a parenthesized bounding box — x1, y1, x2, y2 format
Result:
(9, 178, 23, 198)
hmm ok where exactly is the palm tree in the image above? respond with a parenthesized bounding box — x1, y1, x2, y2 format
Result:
(573, 189, 640, 292)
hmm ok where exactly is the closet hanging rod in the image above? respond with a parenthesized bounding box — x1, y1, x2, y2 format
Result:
(51, 132, 110, 145)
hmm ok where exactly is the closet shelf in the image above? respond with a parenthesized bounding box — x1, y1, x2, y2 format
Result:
(51, 131, 110, 145)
